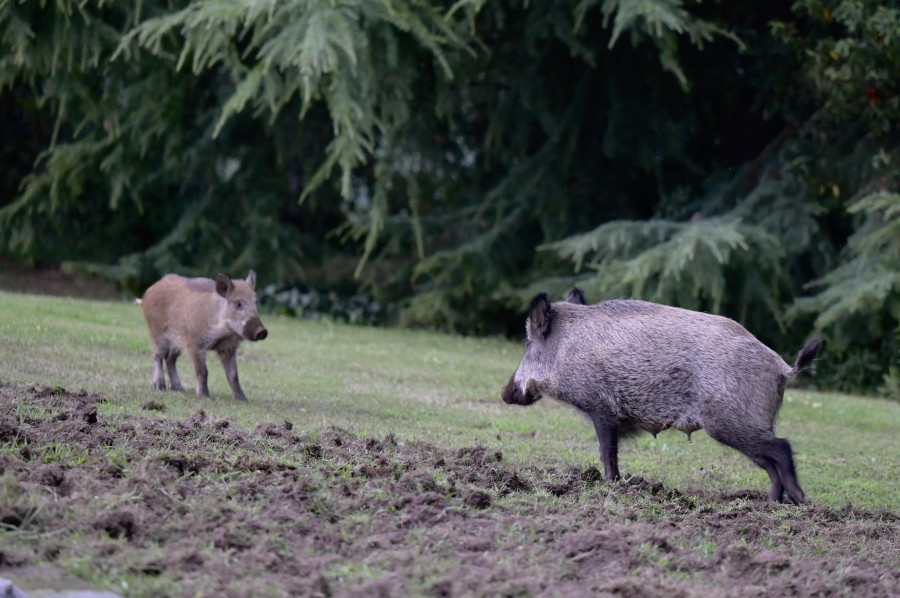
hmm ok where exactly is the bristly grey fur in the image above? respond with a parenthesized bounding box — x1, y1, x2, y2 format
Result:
(501, 291, 821, 505)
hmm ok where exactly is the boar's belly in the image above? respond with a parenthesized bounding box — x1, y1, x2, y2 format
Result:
(636, 414, 702, 439)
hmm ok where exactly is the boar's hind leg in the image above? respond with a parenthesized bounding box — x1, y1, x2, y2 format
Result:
(757, 437, 805, 505)
(218, 348, 248, 402)
(747, 454, 784, 503)
(742, 437, 805, 505)
(708, 427, 805, 505)
(151, 347, 167, 390)
(591, 416, 621, 481)
(165, 348, 184, 392)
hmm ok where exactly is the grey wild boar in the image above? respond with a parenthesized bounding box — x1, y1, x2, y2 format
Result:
(140, 270, 268, 401)
(501, 290, 821, 505)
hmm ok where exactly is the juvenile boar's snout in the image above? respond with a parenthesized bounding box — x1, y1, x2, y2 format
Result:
(246, 317, 268, 342)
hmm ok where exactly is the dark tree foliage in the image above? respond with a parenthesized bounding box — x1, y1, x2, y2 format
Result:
(1, 0, 898, 394)
(777, 0, 900, 394)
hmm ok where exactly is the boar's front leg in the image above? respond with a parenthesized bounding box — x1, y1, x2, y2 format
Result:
(218, 348, 248, 402)
(188, 348, 210, 397)
(591, 415, 621, 481)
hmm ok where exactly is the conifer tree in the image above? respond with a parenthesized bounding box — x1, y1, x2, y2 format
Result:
(3, 0, 900, 393)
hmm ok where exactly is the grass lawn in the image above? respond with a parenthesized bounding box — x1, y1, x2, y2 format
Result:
(1, 289, 899, 597)
(1, 290, 897, 512)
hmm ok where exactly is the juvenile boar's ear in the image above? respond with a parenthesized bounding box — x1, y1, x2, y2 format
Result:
(566, 288, 587, 305)
(216, 273, 234, 298)
(246, 269, 257, 290)
(527, 293, 553, 341)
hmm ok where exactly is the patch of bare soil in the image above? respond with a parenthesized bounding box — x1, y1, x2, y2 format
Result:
(1, 383, 898, 597)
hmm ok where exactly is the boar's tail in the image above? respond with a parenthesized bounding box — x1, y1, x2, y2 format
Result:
(790, 338, 822, 377)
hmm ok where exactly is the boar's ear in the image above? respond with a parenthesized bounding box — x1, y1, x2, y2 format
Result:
(246, 269, 257, 290)
(215, 273, 234, 298)
(566, 288, 587, 305)
(526, 293, 553, 341)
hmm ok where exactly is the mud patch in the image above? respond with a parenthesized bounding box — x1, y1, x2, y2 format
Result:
(0, 382, 898, 597)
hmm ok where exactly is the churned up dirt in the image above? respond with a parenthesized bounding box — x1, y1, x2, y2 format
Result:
(0, 383, 898, 597)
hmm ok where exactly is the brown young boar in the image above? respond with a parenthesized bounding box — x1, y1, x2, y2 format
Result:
(140, 270, 268, 401)
(501, 290, 821, 505)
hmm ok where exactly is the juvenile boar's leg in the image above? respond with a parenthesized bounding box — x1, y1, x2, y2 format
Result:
(152, 347, 167, 390)
(591, 416, 621, 481)
(218, 348, 247, 402)
(188, 349, 210, 397)
(165, 349, 184, 391)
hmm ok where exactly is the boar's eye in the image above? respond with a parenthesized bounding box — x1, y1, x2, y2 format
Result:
(235, 301, 245, 311)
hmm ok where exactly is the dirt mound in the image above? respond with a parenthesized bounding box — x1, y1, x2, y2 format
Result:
(0, 382, 898, 597)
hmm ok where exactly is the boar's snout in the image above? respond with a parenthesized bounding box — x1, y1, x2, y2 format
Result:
(501, 377, 517, 404)
(501, 376, 537, 405)
(245, 318, 268, 342)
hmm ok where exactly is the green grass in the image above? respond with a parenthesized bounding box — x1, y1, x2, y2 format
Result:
(1, 289, 898, 512)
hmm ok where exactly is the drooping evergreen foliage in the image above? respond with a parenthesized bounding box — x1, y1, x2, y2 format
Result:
(2, 0, 899, 394)
(774, 0, 900, 393)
